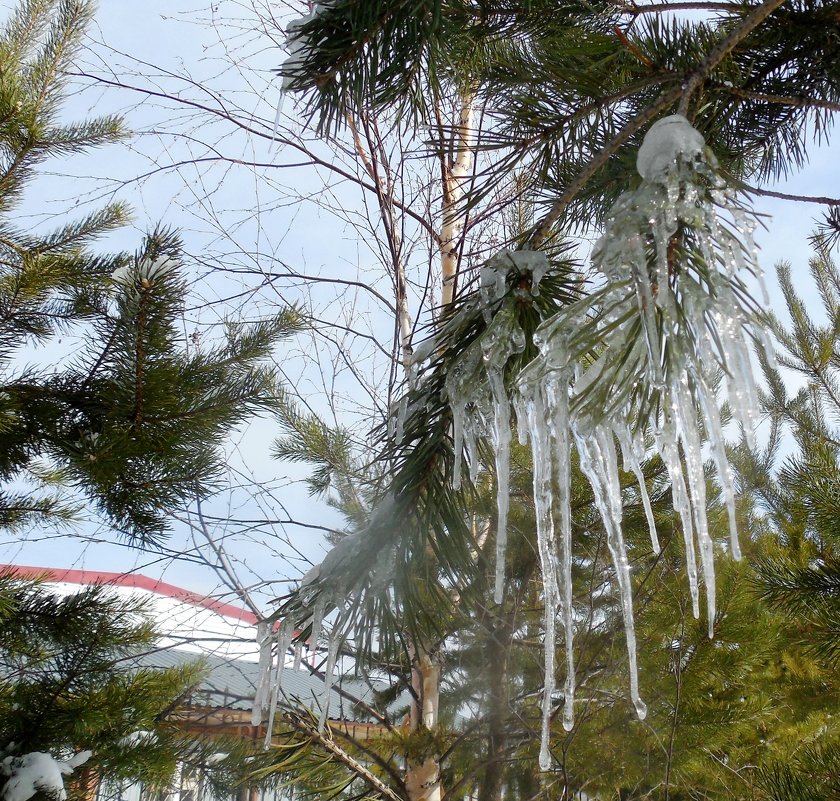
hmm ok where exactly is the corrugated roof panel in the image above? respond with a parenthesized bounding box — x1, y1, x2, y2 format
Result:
(130, 648, 407, 722)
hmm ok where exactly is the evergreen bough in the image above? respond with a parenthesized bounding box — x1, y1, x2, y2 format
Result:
(0, 0, 300, 543)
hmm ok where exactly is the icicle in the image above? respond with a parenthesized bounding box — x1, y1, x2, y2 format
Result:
(674, 386, 716, 637)
(574, 427, 646, 719)
(264, 619, 294, 749)
(546, 373, 575, 731)
(309, 598, 325, 654)
(617, 426, 660, 554)
(270, 88, 285, 150)
(479, 261, 505, 322)
(514, 394, 530, 446)
(394, 395, 408, 444)
(488, 365, 512, 605)
(451, 405, 465, 490)
(447, 298, 525, 601)
(481, 309, 526, 604)
(693, 371, 741, 559)
(467, 419, 481, 484)
(251, 621, 272, 726)
(520, 379, 560, 770)
(318, 632, 342, 732)
(292, 640, 303, 671)
(445, 345, 484, 490)
(656, 416, 701, 619)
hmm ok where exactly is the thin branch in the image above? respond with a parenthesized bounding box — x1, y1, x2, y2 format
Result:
(211, 265, 398, 315)
(284, 712, 405, 801)
(69, 72, 444, 248)
(716, 86, 840, 114)
(183, 501, 264, 619)
(615, 1, 744, 12)
(739, 184, 840, 206)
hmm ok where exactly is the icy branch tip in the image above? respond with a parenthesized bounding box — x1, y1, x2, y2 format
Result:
(636, 114, 705, 181)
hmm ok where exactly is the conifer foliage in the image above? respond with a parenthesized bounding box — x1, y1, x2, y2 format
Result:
(0, 572, 203, 801)
(734, 247, 840, 801)
(0, 1, 298, 797)
(0, 0, 299, 542)
(0, 571, 281, 801)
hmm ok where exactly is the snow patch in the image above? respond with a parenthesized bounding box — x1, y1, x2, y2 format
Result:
(117, 730, 156, 748)
(1, 751, 91, 801)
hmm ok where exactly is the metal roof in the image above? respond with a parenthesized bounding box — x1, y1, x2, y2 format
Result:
(131, 647, 406, 723)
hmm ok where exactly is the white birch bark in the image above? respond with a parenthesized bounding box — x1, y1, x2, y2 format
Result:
(440, 91, 475, 308)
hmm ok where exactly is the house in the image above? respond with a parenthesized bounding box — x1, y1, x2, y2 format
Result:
(2, 565, 403, 801)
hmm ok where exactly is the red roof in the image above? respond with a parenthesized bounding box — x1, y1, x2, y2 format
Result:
(1, 564, 259, 624)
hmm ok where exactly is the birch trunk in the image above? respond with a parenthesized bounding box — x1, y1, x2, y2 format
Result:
(440, 91, 475, 308)
(405, 643, 443, 801)
(404, 88, 475, 801)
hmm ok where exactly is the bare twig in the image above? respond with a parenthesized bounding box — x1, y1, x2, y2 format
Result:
(739, 184, 840, 206)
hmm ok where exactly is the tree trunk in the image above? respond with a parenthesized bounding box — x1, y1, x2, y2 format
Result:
(477, 611, 512, 801)
(405, 644, 443, 801)
(440, 91, 475, 308)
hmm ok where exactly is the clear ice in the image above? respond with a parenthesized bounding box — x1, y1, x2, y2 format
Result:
(442, 115, 771, 766)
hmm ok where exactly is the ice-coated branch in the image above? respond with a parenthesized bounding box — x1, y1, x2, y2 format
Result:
(525, 0, 787, 249)
(458, 112, 774, 764)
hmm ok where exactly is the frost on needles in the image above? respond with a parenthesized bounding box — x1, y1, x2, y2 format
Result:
(445, 114, 773, 768)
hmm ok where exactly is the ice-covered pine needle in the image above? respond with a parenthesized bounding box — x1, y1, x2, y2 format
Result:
(445, 114, 773, 767)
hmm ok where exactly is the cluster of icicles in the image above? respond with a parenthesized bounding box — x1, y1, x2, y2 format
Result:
(251, 602, 343, 747)
(251, 499, 396, 745)
(447, 116, 773, 769)
(250, 116, 774, 766)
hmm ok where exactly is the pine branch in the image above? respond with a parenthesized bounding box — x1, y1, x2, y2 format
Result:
(526, 0, 787, 248)
(283, 712, 406, 801)
(716, 85, 840, 114)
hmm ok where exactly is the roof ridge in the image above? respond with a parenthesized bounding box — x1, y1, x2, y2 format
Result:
(1, 564, 259, 625)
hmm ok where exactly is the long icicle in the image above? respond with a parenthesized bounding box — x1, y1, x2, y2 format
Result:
(264, 618, 294, 749)
(252, 621, 272, 726)
(318, 632, 342, 732)
(674, 388, 717, 637)
(656, 415, 701, 619)
(489, 365, 513, 604)
(574, 427, 646, 719)
(547, 372, 576, 731)
(524, 382, 560, 770)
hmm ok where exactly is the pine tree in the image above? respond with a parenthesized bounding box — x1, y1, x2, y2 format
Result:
(0, 0, 300, 543)
(0, 571, 202, 801)
(0, 571, 281, 801)
(0, 2, 303, 796)
(731, 245, 840, 801)
(256, 2, 840, 799)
